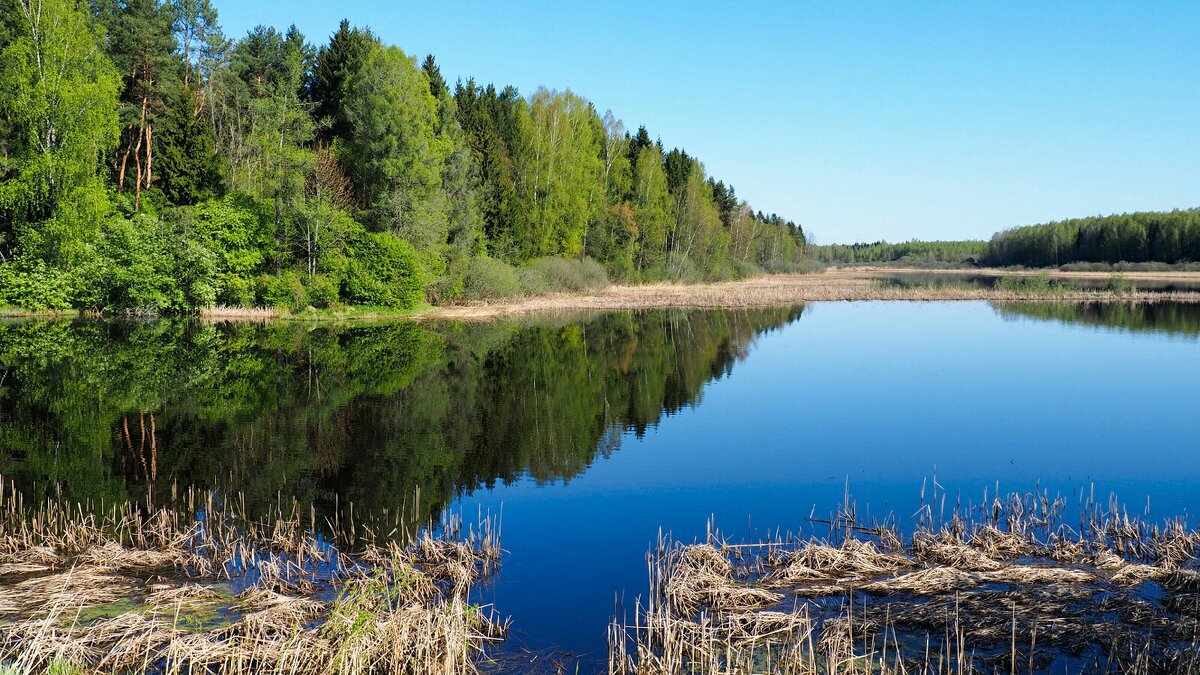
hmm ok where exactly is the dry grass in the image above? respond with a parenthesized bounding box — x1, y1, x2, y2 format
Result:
(610, 489, 1200, 674)
(198, 305, 280, 320)
(0, 477, 505, 675)
(420, 269, 1200, 320)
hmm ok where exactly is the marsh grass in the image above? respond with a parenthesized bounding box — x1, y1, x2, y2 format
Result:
(609, 489, 1200, 674)
(421, 271, 1200, 320)
(0, 478, 505, 675)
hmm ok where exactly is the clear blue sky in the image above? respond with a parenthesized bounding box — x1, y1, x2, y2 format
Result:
(214, 1, 1200, 244)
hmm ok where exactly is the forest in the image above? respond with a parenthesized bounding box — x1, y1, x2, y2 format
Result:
(0, 0, 807, 313)
(811, 240, 986, 266)
(814, 208, 1200, 269)
(982, 209, 1200, 268)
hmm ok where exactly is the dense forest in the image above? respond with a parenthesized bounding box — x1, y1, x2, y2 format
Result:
(812, 240, 986, 266)
(983, 209, 1200, 268)
(0, 0, 807, 313)
(815, 209, 1200, 269)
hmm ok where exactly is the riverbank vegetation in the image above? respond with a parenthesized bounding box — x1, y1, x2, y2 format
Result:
(0, 482, 504, 674)
(609, 489, 1200, 673)
(0, 0, 807, 315)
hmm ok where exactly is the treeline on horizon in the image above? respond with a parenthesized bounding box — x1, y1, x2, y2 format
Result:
(0, 0, 808, 313)
(815, 209, 1200, 269)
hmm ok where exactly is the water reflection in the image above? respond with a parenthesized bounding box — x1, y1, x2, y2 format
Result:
(992, 301, 1200, 338)
(0, 308, 804, 530)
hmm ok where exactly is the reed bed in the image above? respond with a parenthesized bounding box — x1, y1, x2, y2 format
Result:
(420, 271, 1200, 320)
(0, 478, 504, 675)
(609, 490, 1200, 674)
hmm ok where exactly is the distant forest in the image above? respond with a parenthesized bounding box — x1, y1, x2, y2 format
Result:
(983, 209, 1200, 268)
(815, 209, 1200, 269)
(0, 0, 806, 312)
(812, 240, 986, 266)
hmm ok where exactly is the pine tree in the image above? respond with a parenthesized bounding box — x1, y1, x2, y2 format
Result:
(96, 0, 182, 210)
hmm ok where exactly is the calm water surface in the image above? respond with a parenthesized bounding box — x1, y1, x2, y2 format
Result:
(1, 301, 1198, 667)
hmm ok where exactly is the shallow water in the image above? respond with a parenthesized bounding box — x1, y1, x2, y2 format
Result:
(1, 301, 1199, 668)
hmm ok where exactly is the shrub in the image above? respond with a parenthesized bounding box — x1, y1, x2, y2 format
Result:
(519, 256, 610, 294)
(218, 273, 255, 307)
(0, 260, 73, 310)
(426, 259, 467, 305)
(342, 231, 426, 309)
(730, 260, 762, 279)
(462, 257, 523, 300)
(257, 270, 308, 310)
(76, 216, 188, 312)
(305, 274, 339, 308)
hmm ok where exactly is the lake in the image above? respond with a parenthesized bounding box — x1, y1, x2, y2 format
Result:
(2, 300, 1199, 670)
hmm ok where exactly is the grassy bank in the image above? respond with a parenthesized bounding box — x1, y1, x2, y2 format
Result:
(419, 268, 1200, 320)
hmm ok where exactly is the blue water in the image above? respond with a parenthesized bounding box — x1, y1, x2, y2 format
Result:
(2, 300, 1198, 668)
(456, 301, 1200, 662)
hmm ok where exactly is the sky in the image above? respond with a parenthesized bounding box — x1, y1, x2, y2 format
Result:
(213, 1, 1200, 244)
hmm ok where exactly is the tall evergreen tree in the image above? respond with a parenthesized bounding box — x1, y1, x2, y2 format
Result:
(155, 84, 222, 205)
(309, 20, 377, 141)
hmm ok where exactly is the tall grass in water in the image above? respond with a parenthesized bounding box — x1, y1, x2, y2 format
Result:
(609, 489, 1200, 674)
(0, 478, 504, 675)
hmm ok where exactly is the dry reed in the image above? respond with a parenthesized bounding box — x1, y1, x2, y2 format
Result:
(610, 489, 1200, 674)
(0, 477, 505, 675)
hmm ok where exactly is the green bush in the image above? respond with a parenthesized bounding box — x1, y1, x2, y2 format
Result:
(426, 259, 467, 305)
(306, 274, 339, 308)
(730, 260, 763, 279)
(462, 257, 523, 300)
(342, 231, 426, 308)
(75, 216, 190, 312)
(218, 273, 256, 307)
(0, 260, 73, 310)
(188, 194, 274, 278)
(518, 256, 610, 294)
(257, 270, 308, 310)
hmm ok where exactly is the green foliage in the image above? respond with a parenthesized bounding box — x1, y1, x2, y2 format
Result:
(75, 215, 214, 312)
(0, 7, 819, 313)
(309, 20, 378, 141)
(632, 144, 673, 273)
(518, 256, 609, 294)
(341, 45, 449, 248)
(0, 0, 120, 261)
(462, 256, 522, 300)
(813, 240, 986, 266)
(519, 88, 605, 259)
(985, 209, 1200, 267)
(0, 259, 73, 310)
(155, 85, 223, 205)
(186, 193, 274, 302)
(342, 230, 427, 308)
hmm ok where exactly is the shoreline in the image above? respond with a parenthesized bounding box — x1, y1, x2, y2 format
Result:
(416, 268, 1200, 320)
(7, 269, 1200, 323)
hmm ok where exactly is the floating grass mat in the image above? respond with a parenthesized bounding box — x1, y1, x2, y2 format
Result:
(0, 479, 505, 675)
(609, 491, 1200, 674)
